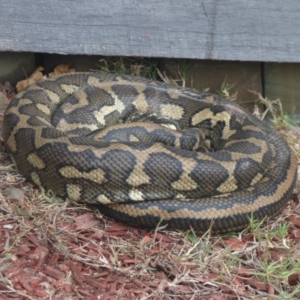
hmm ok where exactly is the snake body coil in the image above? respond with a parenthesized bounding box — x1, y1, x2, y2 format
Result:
(3, 72, 297, 232)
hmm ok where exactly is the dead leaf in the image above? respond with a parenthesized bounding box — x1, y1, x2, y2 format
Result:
(49, 64, 76, 77)
(0, 81, 15, 100)
(0, 91, 9, 112)
(16, 66, 44, 92)
(0, 91, 10, 124)
(5, 187, 25, 201)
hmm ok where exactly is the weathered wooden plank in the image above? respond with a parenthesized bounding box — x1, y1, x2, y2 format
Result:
(264, 63, 300, 114)
(0, 52, 35, 84)
(159, 59, 262, 111)
(38, 54, 104, 74)
(0, 0, 300, 62)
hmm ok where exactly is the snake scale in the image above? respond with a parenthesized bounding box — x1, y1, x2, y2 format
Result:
(3, 72, 297, 232)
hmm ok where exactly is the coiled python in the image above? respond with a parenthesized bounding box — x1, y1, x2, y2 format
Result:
(3, 72, 297, 232)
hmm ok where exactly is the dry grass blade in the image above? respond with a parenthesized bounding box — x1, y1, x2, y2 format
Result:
(157, 68, 179, 86)
(249, 90, 284, 121)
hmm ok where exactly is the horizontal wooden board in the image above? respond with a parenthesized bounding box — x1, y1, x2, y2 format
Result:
(264, 63, 300, 114)
(0, 52, 35, 84)
(159, 59, 262, 112)
(1, 0, 300, 62)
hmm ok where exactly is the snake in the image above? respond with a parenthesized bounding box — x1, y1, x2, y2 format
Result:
(2, 72, 297, 232)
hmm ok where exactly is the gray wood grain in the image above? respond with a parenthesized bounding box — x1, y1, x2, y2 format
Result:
(0, 0, 299, 62)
